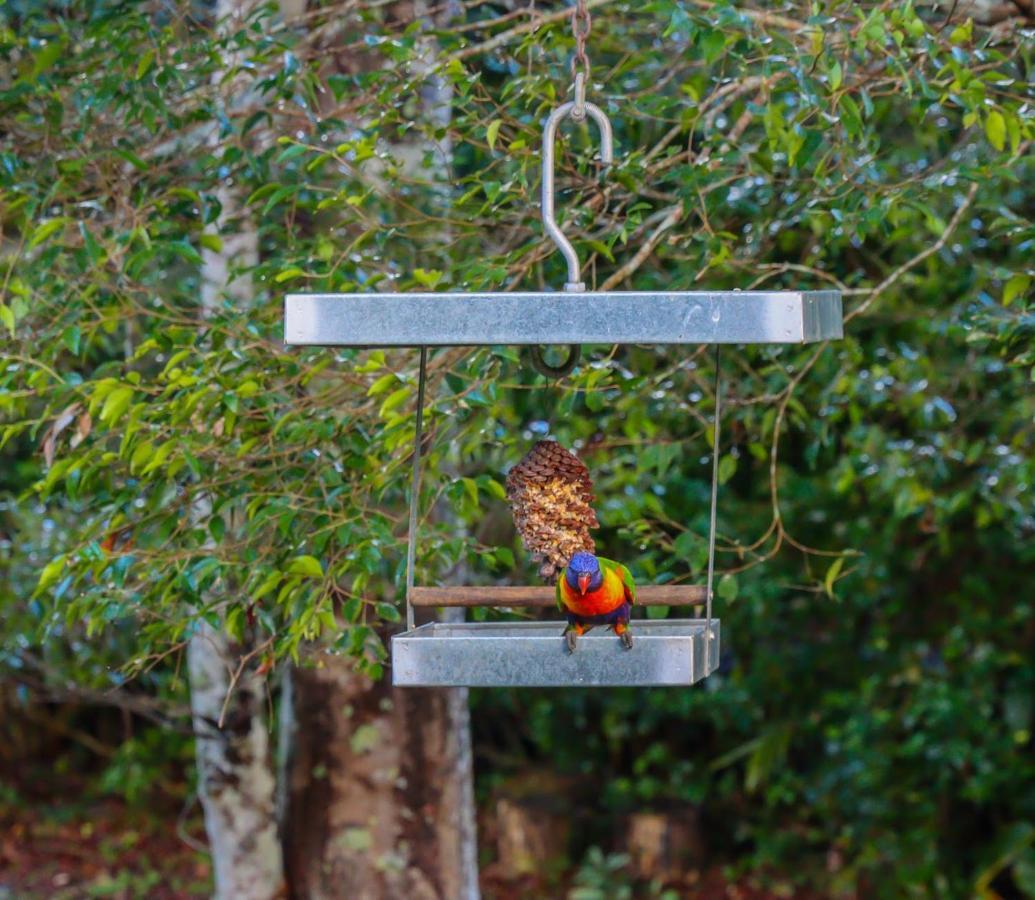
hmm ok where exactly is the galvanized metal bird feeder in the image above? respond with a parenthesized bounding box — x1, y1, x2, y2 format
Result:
(283, 24, 843, 689)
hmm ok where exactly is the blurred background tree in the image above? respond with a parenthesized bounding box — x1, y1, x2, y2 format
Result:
(1, 0, 1033, 897)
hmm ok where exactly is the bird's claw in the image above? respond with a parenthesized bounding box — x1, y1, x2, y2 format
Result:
(565, 629, 578, 654)
(619, 629, 633, 650)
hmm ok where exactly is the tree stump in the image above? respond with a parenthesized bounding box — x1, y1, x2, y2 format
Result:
(624, 808, 704, 881)
(493, 795, 572, 879)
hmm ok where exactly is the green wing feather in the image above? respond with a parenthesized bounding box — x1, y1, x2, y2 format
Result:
(598, 557, 636, 605)
(555, 575, 565, 612)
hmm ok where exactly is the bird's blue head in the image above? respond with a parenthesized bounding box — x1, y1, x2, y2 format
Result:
(566, 551, 602, 596)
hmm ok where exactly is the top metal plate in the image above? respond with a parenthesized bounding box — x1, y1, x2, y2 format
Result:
(284, 290, 842, 348)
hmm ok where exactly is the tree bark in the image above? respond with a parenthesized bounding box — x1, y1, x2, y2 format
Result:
(189, 625, 286, 899)
(280, 640, 477, 900)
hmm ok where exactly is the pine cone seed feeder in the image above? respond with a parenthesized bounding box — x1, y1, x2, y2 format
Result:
(506, 440, 598, 581)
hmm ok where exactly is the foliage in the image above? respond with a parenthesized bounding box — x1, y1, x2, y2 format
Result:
(1, 0, 1034, 895)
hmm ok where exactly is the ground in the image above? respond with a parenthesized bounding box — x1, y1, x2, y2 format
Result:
(0, 791, 210, 899)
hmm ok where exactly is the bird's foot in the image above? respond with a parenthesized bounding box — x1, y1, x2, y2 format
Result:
(615, 623, 633, 650)
(565, 628, 578, 654)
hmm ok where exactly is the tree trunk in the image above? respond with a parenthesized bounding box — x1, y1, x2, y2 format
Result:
(190, 188, 286, 899)
(280, 3, 478, 898)
(280, 633, 478, 900)
(189, 624, 286, 898)
(188, 0, 285, 893)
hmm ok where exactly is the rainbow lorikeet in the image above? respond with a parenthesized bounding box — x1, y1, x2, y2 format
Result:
(557, 551, 637, 653)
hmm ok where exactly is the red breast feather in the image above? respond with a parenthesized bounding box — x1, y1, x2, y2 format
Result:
(558, 567, 627, 617)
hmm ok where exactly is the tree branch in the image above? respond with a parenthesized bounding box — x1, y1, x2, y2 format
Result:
(846, 180, 979, 322)
(599, 203, 684, 290)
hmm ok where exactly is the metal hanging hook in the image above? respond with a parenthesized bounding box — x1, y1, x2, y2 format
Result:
(530, 94, 614, 378)
(541, 98, 614, 292)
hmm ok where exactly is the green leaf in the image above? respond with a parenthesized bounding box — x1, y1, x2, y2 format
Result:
(30, 38, 66, 77)
(586, 239, 615, 262)
(745, 725, 791, 794)
(140, 441, 175, 476)
(1003, 274, 1030, 307)
(287, 555, 323, 578)
(718, 455, 737, 485)
(717, 574, 738, 602)
(169, 241, 202, 265)
(839, 95, 862, 138)
(36, 555, 66, 593)
(824, 557, 845, 598)
(699, 28, 726, 63)
(486, 119, 502, 151)
(985, 110, 1006, 152)
(379, 386, 411, 417)
(673, 530, 697, 562)
(29, 217, 70, 248)
(350, 724, 380, 754)
(355, 352, 385, 374)
(376, 601, 401, 623)
(950, 19, 972, 44)
(826, 58, 842, 91)
(252, 572, 283, 602)
(480, 477, 506, 500)
(113, 148, 149, 172)
(367, 373, 398, 396)
(209, 516, 226, 543)
(135, 49, 155, 79)
(99, 386, 134, 426)
(461, 476, 479, 507)
(412, 268, 443, 288)
(130, 440, 154, 473)
(199, 233, 223, 253)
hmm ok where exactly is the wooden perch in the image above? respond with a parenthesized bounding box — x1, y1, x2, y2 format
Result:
(409, 585, 707, 608)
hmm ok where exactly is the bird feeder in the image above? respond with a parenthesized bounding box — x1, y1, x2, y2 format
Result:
(284, 90, 843, 689)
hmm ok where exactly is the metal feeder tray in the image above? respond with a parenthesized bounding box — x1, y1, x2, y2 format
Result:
(393, 619, 719, 688)
(283, 289, 842, 688)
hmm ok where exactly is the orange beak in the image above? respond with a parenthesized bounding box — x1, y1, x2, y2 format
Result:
(577, 573, 591, 595)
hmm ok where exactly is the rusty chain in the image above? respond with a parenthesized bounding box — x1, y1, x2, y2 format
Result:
(570, 0, 592, 119)
(571, 0, 592, 79)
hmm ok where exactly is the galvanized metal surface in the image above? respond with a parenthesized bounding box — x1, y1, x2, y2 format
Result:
(391, 619, 720, 687)
(284, 290, 843, 347)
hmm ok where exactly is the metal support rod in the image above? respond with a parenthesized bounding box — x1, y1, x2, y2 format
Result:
(705, 344, 722, 674)
(405, 346, 429, 631)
